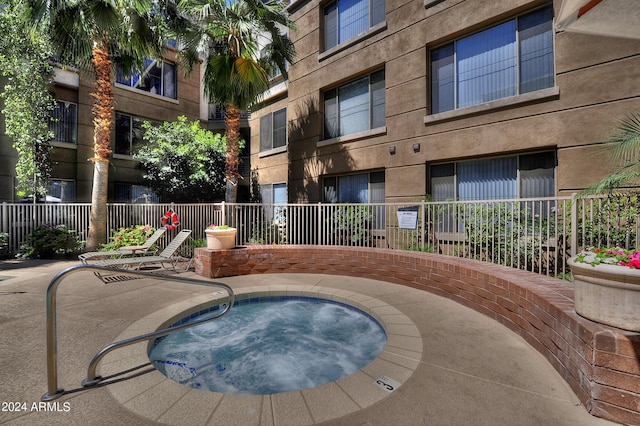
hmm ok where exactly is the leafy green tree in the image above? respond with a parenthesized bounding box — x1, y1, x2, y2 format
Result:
(0, 0, 56, 200)
(174, 0, 295, 202)
(135, 116, 230, 202)
(27, 0, 168, 250)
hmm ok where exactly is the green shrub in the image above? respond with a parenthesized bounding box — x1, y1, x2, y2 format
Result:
(101, 225, 156, 251)
(179, 237, 205, 257)
(250, 222, 285, 244)
(0, 232, 10, 258)
(328, 205, 374, 246)
(407, 243, 439, 253)
(19, 224, 83, 259)
(577, 193, 639, 249)
(248, 206, 287, 244)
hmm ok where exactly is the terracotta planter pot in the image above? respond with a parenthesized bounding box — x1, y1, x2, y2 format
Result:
(569, 257, 640, 331)
(204, 228, 237, 250)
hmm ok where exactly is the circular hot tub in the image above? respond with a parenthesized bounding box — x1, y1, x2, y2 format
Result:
(149, 296, 387, 394)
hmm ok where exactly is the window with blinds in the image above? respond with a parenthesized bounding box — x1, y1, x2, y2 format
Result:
(49, 180, 75, 202)
(323, 0, 385, 50)
(260, 182, 287, 223)
(430, 6, 554, 114)
(324, 69, 385, 139)
(260, 108, 287, 152)
(323, 171, 385, 204)
(429, 151, 556, 201)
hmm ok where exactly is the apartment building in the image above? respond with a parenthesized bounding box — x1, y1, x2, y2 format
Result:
(3, 0, 636, 206)
(0, 49, 205, 203)
(250, 0, 640, 205)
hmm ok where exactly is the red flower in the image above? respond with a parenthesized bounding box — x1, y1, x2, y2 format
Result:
(620, 259, 640, 269)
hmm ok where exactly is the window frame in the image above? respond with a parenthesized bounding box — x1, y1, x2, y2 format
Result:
(260, 182, 288, 223)
(49, 179, 76, 202)
(323, 69, 386, 140)
(428, 151, 557, 202)
(322, 171, 386, 230)
(322, 170, 385, 204)
(428, 5, 555, 115)
(116, 58, 178, 100)
(114, 113, 148, 158)
(322, 0, 386, 52)
(113, 183, 159, 203)
(429, 151, 556, 241)
(260, 108, 287, 153)
(49, 100, 78, 145)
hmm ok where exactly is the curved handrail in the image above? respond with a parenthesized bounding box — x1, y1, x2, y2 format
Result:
(42, 264, 235, 401)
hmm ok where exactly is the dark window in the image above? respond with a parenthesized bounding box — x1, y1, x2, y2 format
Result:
(260, 182, 287, 223)
(49, 101, 77, 144)
(323, 171, 386, 229)
(49, 180, 75, 202)
(114, 183, 159, 203)
(115, 113, 146, 156)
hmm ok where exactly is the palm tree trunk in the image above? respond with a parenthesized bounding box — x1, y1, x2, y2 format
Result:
(86, 41, 114, 251)
(224, 105, 241, 203)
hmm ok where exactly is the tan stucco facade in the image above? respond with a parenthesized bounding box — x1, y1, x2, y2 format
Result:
(2, 1, 639, 204)
(250, 0, 640, 203)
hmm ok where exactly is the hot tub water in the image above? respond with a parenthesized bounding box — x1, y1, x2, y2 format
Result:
(149, 297, 387, 394)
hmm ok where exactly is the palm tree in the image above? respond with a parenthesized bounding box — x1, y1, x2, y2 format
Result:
(585, 113, 640, 193)
(27, 0, 167, 250)
(175, 0, 295, 202)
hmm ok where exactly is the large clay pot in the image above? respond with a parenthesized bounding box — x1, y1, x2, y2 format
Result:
(569, 257, 640, 331)
(204, 228, 237, 250)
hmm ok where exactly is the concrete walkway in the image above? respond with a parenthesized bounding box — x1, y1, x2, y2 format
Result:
(0, 259, 618, 426)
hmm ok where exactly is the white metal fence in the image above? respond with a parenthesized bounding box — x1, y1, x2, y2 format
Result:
(2, 193, 639, 277)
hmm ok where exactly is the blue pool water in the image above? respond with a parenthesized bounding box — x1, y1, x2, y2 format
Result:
(149, 297, 387, 394)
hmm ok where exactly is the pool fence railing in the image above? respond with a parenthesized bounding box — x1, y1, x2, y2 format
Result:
(2, 193, 639, 278)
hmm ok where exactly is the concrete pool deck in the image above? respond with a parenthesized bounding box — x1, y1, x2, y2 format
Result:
(0, 259, 618, 426)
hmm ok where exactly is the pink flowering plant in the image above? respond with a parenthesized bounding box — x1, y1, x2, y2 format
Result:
(575, 247, 640, 268)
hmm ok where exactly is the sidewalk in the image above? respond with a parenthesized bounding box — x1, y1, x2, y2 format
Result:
(0, 259, 618, 425)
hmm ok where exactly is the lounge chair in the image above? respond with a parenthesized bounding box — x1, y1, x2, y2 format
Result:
(78, 228, 167, 264)
(91, 229, 193, 273)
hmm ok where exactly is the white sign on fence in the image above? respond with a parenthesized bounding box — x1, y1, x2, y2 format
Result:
(397, 206, 419, 230)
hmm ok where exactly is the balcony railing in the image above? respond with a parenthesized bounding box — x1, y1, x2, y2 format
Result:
(2, 194, 639, 278)
(208, 104, 251, 121)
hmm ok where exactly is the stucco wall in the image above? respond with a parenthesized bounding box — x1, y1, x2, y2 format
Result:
(252, 0, 640, 203)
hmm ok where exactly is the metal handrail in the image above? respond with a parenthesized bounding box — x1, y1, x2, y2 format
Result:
(42, 264, 235, 402)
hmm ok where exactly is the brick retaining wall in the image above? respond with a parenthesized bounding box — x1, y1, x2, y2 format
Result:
(194, 245, 640, 425)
